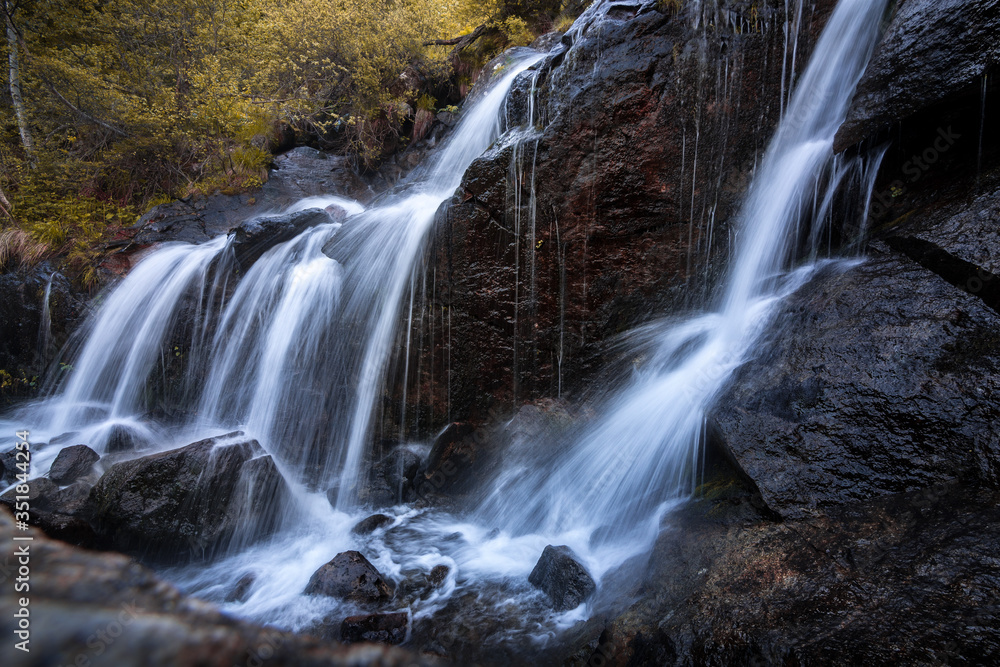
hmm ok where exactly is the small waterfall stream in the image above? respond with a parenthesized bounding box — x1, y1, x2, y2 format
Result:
(1, 0, 889, 654)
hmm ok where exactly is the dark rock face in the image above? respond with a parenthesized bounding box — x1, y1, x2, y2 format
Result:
(304, 550, 395, 604)
(836, 0, 1000, 151)
(340, 612, 409, 645)
(400, 0, 838, 429)
(0, 264, 86, 402)
(48, 444, 100, 485)
(714, 247, 1000, 519)
(88, 432, 291, 561)
(528, 545, 596, 611)
(231, 208, 334, 268)
(0, 508, 436, 667)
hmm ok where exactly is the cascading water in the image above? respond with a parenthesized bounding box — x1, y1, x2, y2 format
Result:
(0, 0, 890, 655)
(477, 0, 888, 545)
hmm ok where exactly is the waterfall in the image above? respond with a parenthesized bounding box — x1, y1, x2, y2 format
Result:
(13, 53, 544, 502)
(476, 0, 888, 542)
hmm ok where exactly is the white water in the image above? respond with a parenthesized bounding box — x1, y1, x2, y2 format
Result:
(0, 0, 888, 652)
(478, 0, 887, 546)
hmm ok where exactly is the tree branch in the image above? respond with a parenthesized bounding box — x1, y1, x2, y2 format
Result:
(43, 81, 127, 137)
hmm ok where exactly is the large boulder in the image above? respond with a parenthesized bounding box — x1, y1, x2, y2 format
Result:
(398, 0, 839, 429)
(528, 545, 596, 611)
(88, 432, 291, 561)
(304, 551, 395, 605)
(836, 0, 1000, 151)
(714, 246, 1000, 519)
(48, 445, 100, 485)
(0, 507, 436, 667)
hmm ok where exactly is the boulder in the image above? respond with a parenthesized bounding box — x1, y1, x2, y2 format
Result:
(0, 477, 59, 510)
(231, 208, 333, 268)
(528, 545, 596, 611)
(340, 612, 408, 645)
(88, 432, 291, 561)
(714, 247, 1000, 519)
(48, 445, 100, 485)
(304, 551, 394, 605)
(0, 507, 436, 667)
(362, 447, 423, 506)
(105, 424, 150, 454)
(225, 573, 256, 603)
(351, 513, 394, 535)
(836, 0, 1000, 151)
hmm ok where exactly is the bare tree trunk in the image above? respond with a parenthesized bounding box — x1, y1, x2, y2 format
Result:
(5, 2, 34, 162)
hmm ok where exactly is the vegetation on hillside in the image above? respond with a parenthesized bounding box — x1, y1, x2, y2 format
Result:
(0, 0, 589, 285)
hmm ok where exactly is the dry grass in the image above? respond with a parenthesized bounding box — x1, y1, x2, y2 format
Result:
(0, 227, 49, 271)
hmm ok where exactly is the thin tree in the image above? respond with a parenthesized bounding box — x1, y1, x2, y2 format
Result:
(4, 0, 34, 163)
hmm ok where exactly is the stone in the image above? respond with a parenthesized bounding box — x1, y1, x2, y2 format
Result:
(528, 545, 596, 611)
(428, 565, 449, 587)
(836, 0, 1000, 151)
(105, 424, 150, 454)
(231, 208, 333, 268)
(0, 507, 437, 666)
(226, 573, 256, 603)
(48, 444, 100, 485)
(88, 432, 291, 561)
(714, 246, 1000, 519)
(351, 513, 394, 535)
(304, 551, 394, 605)
(340, 612, 408, 645)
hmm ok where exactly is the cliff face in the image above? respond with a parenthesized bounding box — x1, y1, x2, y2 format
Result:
(397, 0, 837, 428)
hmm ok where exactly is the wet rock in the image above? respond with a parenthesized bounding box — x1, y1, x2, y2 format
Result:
(417, 423, 476, 495)
(362, 447, 423, 506)
(428, 565, 450, 587)
(404, 0, 839, 427)
(340, 612, 408, 645)
(105, 424, 150, 454)
(226, 573, 256, 603)
(48, 445, 100, 485)
(231, 208, 333, 268)
(0, 507, 436, 667)
(304, 551, 394, 605)
(714, 247, 1000, 519)
(0, 264, 86, 401)
(836, 0, 1000, 151)
(352, 513, 394, 535)
(0, 448, 18, 485)
(265, 147, 370, 203)
(528, 545, 596, 611)
(88, 432, 291, 561)
(0, 477, 59, 512)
